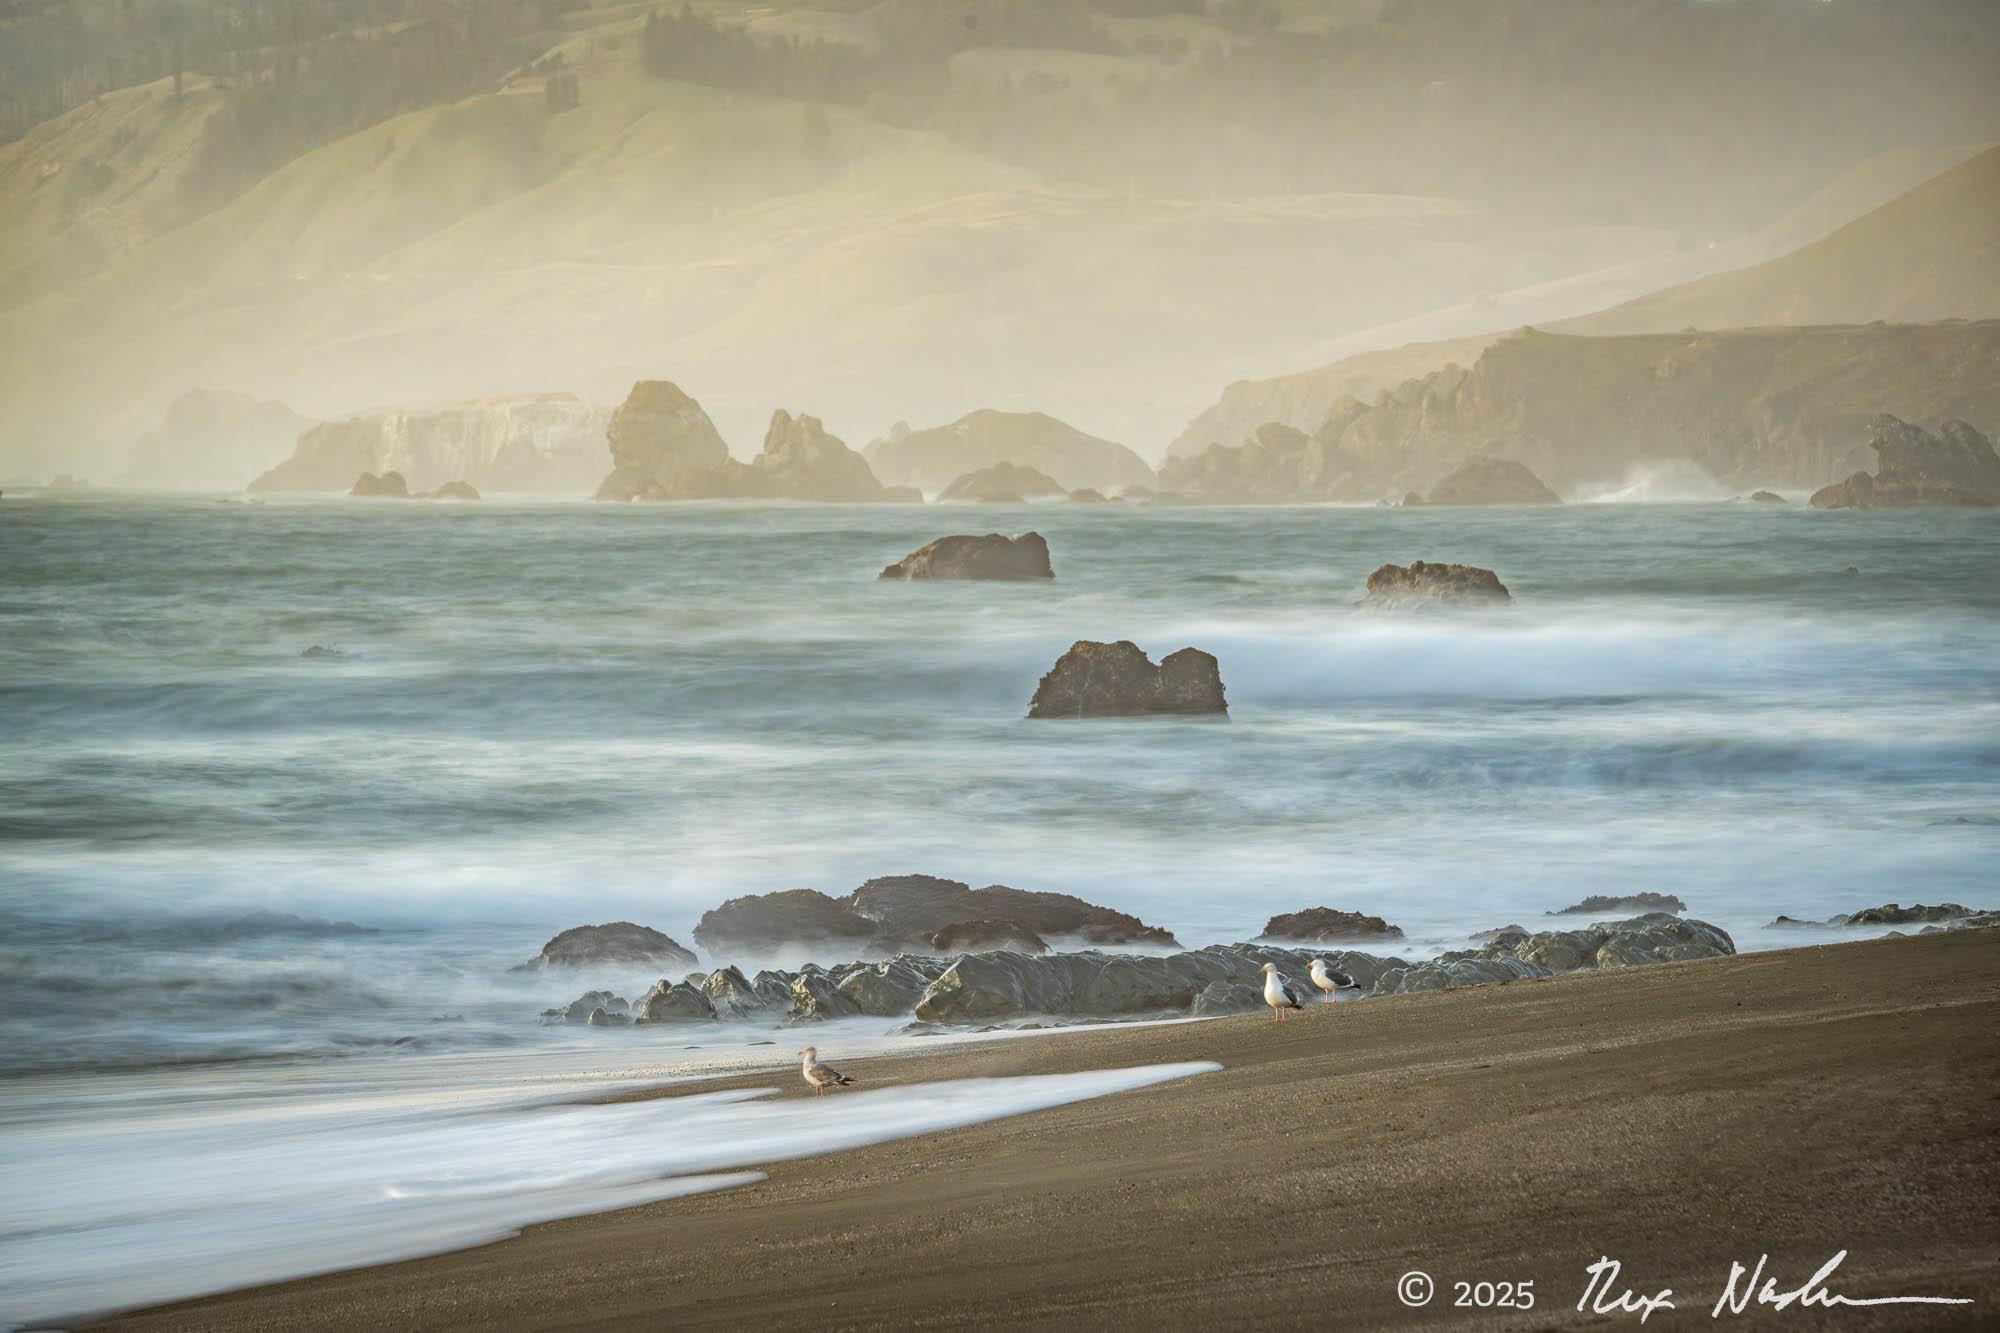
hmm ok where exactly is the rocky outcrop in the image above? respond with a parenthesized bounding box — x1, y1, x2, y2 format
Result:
(1769, 902, 1994, 929)
(1027, 641, 1226, 718)
(752, 410, 911, 502)
(1166, 323, 2000, 502)
(257, 394, 610, 494)
(1156, 422, 1319, 504)
(1359, 561, 1511, 608)
(633, 979, 717, 1023)
(864, 410, 1155, 497)
(1067, 488, 1109, 503)
(594, 381, 731, 501)
(1550, 892, 1686, 916)
(878, 532, 1053, 581)
(349, 470, 409, 497)
(124, 389, 316, 492)
(930, 920, 1051, 955)
(1425, 456, 1560, 505)
(424, 480, 481, 500)
(691, 874, 1179, 957)
(1257, 908, 1404, 943)
(1749, 490, 1785, 502)
(540, 990, 631, 1025)
(1809, 415, 2000, 508)
(515, 922, 698, 972)
(606, 405, 915, 503)
(938, 461, 1066, 503)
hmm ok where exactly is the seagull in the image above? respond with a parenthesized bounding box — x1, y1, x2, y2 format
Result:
(1310, 957, 1360, 1004)
(1260, 962, 1305, 1022)
(799, 1045, 855, 1096)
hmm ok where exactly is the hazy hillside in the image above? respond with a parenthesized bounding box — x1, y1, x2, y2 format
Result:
(863, 409, 1153, 496)
(1171, 146, 2000, 457)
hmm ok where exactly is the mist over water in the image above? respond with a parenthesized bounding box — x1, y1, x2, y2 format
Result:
(4, 493, 1996, 1067)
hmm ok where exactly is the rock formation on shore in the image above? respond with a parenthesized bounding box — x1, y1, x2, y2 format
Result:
(256, 394, 609, 494)
(592, 380, 731, 501)
(1161, 322, 2000, 502)
(1359, 561, 1511, 608)
(1028, 641, 1227, 718)
(514, 922, 698, 972)
(1425, 456, 1561, 505)
(1768, 902, 1993, 928)
(863, 410, 1155, 497)
(349, 470, 409, 497)
(1551, 892, 1687, 915)
(879, 532, 1053, 581)
(691, 874, 1179, 957)
(1257, 908, 1405, 942)
(938, 461, 1066, 503)
(1808, 415, 2000, 507)
(124, 389, 316, 492)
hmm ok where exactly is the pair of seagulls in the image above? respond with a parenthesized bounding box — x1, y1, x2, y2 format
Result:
(1262, 958, 1357, 1021)
(800, 958, 1354, 1093)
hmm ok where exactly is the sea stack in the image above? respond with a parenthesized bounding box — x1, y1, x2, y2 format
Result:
(879, 532, 1054, 580)
(1027, 641, 1227, 718)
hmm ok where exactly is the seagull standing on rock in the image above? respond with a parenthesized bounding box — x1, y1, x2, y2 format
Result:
(1260, 962, 1305, 1022)
(799, 1046, 855, 1096)
(1310, 957, 1359, 1004)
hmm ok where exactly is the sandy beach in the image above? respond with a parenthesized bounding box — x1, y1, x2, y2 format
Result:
(94, 929, 1998, 1331)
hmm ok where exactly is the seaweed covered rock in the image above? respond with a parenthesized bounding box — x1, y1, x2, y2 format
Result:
(879, 532, 1053, 581)
(1359, 561, 1510, 608)
(1027, 641, 1226, 718)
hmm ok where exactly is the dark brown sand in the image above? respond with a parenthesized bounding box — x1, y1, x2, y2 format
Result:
(100, 931, 1999, 1331)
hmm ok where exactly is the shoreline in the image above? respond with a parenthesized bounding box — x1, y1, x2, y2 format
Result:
(94, 930, 1999, 1330)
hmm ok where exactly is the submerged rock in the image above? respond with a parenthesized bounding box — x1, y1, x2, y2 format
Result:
(879, 532, 1053, 581)
(938, 461, 1066, 503)
(1257, 908, 1405, 943)
(349, 470, 410, 498)
(1809, 415, 2000, 508)
(1358, 561, 1511, 608)
(1549, 892, 1687, 916)
(516, 922, 698, 972)
(1027, 640, 1227, 718)
(1425, 456, 1560, 506)
(930, 919, 1051, 955)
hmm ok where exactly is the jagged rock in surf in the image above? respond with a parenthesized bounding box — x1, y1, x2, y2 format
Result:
(1257, 907, 1405, 943)
(1809, 415, 2000, 508)
(1549, 892, 1686, 916)
(633, 979, 717, 1023)
(1027, 641, 1226, 718)
(515, 922, 697, 972)
(879, 532, 1053, 581)
(1358, 561, 1511, 608)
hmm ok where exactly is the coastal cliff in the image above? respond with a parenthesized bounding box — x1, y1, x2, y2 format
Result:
(250, 394, 609, 494)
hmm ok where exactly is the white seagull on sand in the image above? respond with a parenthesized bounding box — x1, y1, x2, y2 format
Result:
(799, 1045, 855, 1096)
(1309, 957, 1359, 1004)
(1260, 963, 1305, 1022)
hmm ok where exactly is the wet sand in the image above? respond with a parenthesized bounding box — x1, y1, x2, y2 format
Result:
(100, 930, 1999, 1331)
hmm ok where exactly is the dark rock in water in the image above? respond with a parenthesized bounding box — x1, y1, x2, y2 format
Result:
(516, 922, 697, 972)
(834, 959, 934, 1016)
(693, 874, 1178, 957)
(1258, 907, 1405, 942)
(1067, 488, 1109, 503)
(423, 480, 480, 500)
(1809, 415, 2000, 508)
(1749, 490, 1785, 503)
(1922, 911, 2000, 933)
(1550, 892, 1686, 916)
(189, 911, 377, 942)
(1027, 640, 1226, 718)
(543, 990, 629, 1025)
(930, 919, 1051, 955)
(349, 470, 410, 498)
(1426, 456, 1560, 506)
(1359, 561, 1510, 608)
(693, 889, 880, 956)
(1468, 923, 1530, 947)
(698, 965, 770, 1018)
(593, 380, 731, 502)
(1400, 490, 1425, 507)
(939, 461, 1065, 502)
(634, 979, 717, 1023)
(1841, 902, 1983, 926)
(300, 644, 344, 659)
(785, 971, 860, 1023)
(879, 532, 1052, 581)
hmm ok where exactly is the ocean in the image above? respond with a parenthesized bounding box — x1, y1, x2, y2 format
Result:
(2, 490, 1995, 1321)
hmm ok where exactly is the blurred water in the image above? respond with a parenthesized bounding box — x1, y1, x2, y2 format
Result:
(1, 492, 1996, 1074)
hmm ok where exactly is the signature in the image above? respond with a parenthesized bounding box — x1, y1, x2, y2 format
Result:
(1577, 1251, 1973, 1323)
